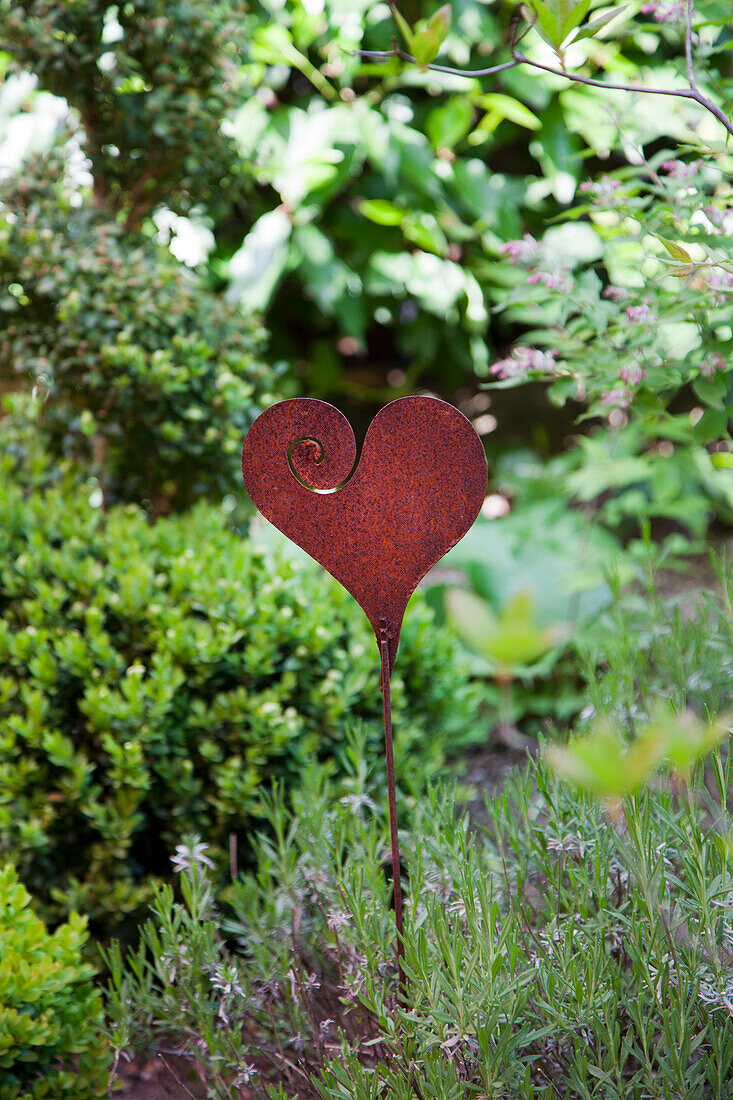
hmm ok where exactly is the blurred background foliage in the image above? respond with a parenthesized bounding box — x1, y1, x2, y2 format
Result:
(0, 0, 732, 932)
(1, 0, 731, 513)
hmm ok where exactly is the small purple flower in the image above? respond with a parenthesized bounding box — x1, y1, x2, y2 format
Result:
(499, 234, 540, 264)
(490, 346, 558, 380)
(171, 838, 214, 874)
(326, 909, 351, 932)
(603, 285, 628, 302)
(210, 966, 244, 998)
(625, 300, 658, 324)
(235, 1066, 258, 1088)
(578, 176, 622, 206)
(527, 267, 572, 293)
(619, 363, 646, 386)
(701, 206, 733, 232)
(641, 0, 686, 22)
(662, 159, 703, 179)
(706, 268, 733, 305)
(699, 354, 726, 378)
(601, 388, 630, 409)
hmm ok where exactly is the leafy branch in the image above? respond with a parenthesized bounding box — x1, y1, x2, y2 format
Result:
(356, 0, 733, 141)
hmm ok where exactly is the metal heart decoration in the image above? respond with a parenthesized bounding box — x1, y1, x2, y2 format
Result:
(241, 396, 487, 673)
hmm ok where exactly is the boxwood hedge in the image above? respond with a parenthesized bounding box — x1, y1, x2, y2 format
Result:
(0, 863, 108, 1098)
(0, 434, 481, 937)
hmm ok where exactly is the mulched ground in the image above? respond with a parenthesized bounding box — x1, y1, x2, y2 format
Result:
(114, 1052, 206, 1098)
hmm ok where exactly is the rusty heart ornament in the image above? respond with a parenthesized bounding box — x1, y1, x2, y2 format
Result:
(242, 395, 487, 667)
(241, 395, 487, 998)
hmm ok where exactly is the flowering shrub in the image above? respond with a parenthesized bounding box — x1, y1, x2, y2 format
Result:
(489, 149, 733, 534)
(0, 0, 248, 224)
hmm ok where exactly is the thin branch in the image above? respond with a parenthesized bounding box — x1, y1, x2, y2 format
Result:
(685, 0, 697, 91)
(511, 50, 733, 140)
(355, 48, 520, 79)
(352, 41, 733, 141)
(511, 48, 699, 97)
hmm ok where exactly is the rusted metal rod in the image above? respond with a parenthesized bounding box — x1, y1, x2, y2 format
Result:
(380, 621, 405, 1000)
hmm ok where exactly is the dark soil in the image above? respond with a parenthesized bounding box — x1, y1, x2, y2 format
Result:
(114, 1052, 208, 1099)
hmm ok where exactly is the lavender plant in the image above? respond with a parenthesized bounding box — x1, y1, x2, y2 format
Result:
(579, 548, 733, 724)
(107, 723, 733, 1099)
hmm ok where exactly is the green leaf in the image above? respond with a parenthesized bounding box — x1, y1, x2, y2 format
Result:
(475, 94, 542, 132)
(358, 199, 404, 226)
(427, 97, 476, 149)
(693, 407, 727, 444)
(408, 2, 452, 65)
(560, 0, 592, 38)
(548, 706, 728, 802)
(426, 4, 452, 45)
(546, 722, 655, 800)
(411, 27, 442, 65)
(529, 0, 593, 47)
(668, 264, 696, 278)
(390, 4, 415, 50)
(570, 4, 627, 43)
(445, 587, 561, 669)
(711, 451, 733, 468)
(227, 209, 292, 312)
(654, 234, 693, 264)
(693, 374, 728, 409)
(402, 214, 447, 255)
(529, 0, 564, 47)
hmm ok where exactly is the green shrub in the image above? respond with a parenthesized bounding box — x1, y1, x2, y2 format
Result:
(106, 740, 733, 1099)
(0, 144, 275, 511)
(0, 0, 247, 224)
(0, 439, 480, 936)
(0, 863, 109, 1099)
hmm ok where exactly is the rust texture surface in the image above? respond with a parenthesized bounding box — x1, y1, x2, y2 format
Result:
(241, 395, 487, 671)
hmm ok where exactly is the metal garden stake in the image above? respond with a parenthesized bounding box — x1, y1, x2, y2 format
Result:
(242, 396, 487, 997)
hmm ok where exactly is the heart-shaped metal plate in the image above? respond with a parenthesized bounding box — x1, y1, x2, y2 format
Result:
(242, 395, 487, 670)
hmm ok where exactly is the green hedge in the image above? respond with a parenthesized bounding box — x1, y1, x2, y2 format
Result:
(0, 144, 275, 512)
(0, 439, 480, 936)
(0, 863, 108, 1099)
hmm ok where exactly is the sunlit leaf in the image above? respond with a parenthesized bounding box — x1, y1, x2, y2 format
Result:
(358, 199, 404, 226)
(475, 94, 542, 132)
(226, 209, 292, 313)
(654, 234, 693, 264)
(569, 4, 627, 43)
(528, 0, 564, 47)
(445, 587, 562, 669)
